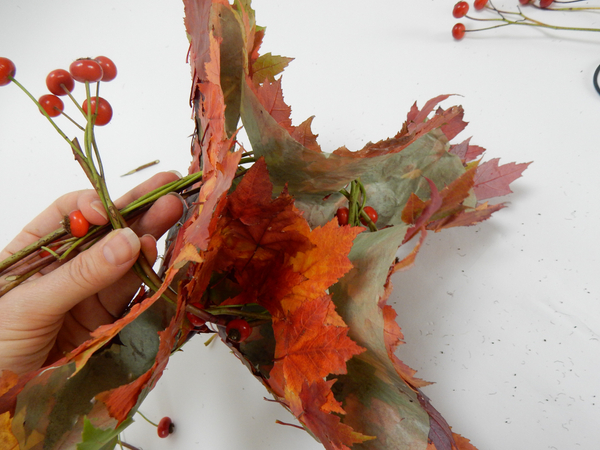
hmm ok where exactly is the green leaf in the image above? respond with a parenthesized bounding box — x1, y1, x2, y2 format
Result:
(239, 80, 466, 229)
(252, 52, 294, 84)
(77, 416, 133, 450)
(329, 226, 432, 449)
(216, 3, 247, 136)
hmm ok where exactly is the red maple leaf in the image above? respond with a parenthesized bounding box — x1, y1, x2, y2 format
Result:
(290, 116, 321, 152)
(449, 137, 485, 163)
(427, 201, 506, 231)
(473, 158, 531, 200)
(255, 78, 293, 132)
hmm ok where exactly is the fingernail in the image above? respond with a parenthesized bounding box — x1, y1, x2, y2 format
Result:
(168, 170, 183, 178)
(90, 200, 109, 221)
(141, 233, 157, 246)
(103, 228, 140, 266)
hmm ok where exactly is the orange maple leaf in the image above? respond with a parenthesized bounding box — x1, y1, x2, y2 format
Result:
(289, 380, 374, 450)
(284, 220, 362, 312)
(271, 295, 364, 396)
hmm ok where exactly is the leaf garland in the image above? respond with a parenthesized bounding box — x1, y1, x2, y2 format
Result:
(0, 0, 529, 449)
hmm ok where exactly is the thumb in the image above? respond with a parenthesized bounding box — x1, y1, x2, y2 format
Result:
(26, 228, 141, 315)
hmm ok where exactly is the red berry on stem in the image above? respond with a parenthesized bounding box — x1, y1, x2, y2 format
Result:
(360, 206, 378, 226)
(336, 207, 349, 226)
(186, 303, 206, 328)
(94, 56, 117, 81)
(474, 0, 487, 10)
(226, 318, 252, 343)
(157, 416, 174, 438)
(0, 57, 16, 86)
(539, 0, 553, 7)
(46, 69, 75, 96)
(452, 1, 469, 18)
(66, 210, 89, 237)
(452, 23, 466, 40)
(82, 97, 113, 126)
(69, 59, 103, 83)
(38, 94, 64, 117)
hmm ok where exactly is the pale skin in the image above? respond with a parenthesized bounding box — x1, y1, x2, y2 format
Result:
(0, 172, 184, 376)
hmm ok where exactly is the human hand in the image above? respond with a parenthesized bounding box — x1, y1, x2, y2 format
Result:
(0, 172, 184, 375)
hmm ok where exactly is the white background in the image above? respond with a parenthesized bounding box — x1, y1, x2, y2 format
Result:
(1, 1, 599, 449)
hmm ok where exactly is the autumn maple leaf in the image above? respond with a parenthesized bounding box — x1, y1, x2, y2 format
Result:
(473, 158, 532, 200)
(289, 379, 375, 450)
(271, 295, 364, 396)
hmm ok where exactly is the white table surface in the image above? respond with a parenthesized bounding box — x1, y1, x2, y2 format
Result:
(1, 1, 599, 449)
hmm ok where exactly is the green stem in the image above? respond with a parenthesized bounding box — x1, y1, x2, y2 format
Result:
(0, 265, 44, 297)
(204, 307, 271, 321)
(239, 156, 257, 165)
(470, 6, 600, 33)
(8, 76, 82, 155)
(118, 442, 140, 450)
(121, 172, 202, 215)
(60, 110, 85, 131)
(0, 228, 66, 273)
(0, 170, 203, 297)
(135, 410, 158, 428)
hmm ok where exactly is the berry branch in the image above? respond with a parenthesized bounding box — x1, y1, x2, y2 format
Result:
(0, 56, 185, 304)
(0, 56, 268, 341)
(336, 179, 379, 231)
(451, 0, 600, 40)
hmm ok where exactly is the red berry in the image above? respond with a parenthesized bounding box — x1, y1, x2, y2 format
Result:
(474, 0, 488, 10)
(360, 206, 378, 226)
(452, 23, 466, 40)
(539, 0, 553, 7)
(69, 58, 103, 83)
(519, 0, 531, 4)
(452, 1, 469, 18)
(0, 57, 16, 86)
(226, 318, 252, 343)
(94, 56, 117, 82)
(186, 303, 206, 328)
(66, 210, 89, 237)
(46, 69, 75, 96)
(186, 312, 206, 328)
(157, 416, 174, 438)
(38, 94, 64, 117)
(82, 97, 113, 126)
(336, 207, 349, 226)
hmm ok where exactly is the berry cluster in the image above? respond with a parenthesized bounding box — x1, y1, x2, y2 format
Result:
(1, 56, 118, 242)
(1, 56, 117, 125)
(41, 57, 116, 125)
(450, 1, 600, 40)
(335, 179, 379, 231)
(336, 205, 378, 227)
